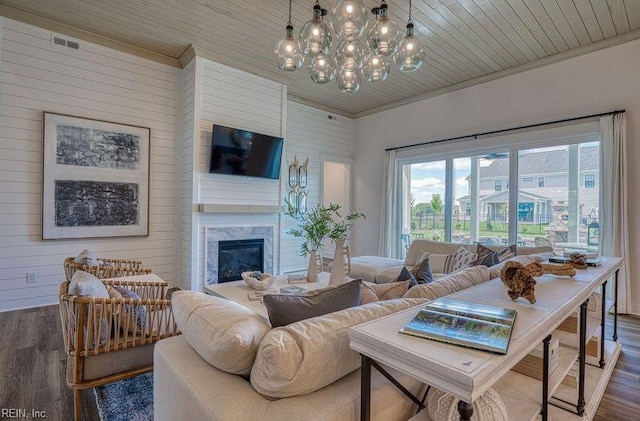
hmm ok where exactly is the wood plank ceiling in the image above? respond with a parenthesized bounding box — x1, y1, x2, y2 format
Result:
(2, 0, 639, 117)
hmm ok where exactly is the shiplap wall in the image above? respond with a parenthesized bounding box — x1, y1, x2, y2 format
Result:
(178, 58, 196, 291)
(189, 58, 285, 290)
(281, 102, 354, 273)
(0, 18, 179, 311)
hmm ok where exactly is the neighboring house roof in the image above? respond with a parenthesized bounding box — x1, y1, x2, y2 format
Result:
(457, 190, 552, 203)
(480, 145, 599, 178)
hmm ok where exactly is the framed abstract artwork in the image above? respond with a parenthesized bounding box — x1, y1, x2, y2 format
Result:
(42, 112, 150, 239)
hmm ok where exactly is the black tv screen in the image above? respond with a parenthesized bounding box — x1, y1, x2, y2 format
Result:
(209, 124, 283, 180)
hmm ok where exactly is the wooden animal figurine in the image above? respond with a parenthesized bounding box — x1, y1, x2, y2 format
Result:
(500, 261, 576, 304)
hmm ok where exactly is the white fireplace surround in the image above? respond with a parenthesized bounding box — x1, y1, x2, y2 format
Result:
(205, 225, 275, 285)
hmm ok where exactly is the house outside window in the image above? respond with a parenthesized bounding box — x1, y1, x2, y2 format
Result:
(585, 174, 595, 188)
(538, 176, 545, 187)
(495, 180, 502, 191)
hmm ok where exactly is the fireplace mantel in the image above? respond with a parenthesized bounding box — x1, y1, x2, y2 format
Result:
(198, 204, 283, 214)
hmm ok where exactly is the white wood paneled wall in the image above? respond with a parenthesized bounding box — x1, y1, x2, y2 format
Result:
(189, 58, 285, 290)
(178, 58, 196, 291)
(0, 18, 179, 311)
(281, 102, 354, 273)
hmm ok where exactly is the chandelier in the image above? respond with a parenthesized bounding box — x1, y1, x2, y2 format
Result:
(274, 0, 425, 93)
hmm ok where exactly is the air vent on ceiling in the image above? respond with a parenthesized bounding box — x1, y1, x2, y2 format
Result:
(52, 36, 81, 50)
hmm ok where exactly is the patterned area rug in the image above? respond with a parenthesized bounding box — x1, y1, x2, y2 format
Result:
(93, 373, 153, 421)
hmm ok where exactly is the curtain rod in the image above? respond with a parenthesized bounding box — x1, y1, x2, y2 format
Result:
(385, 109, 625, 152)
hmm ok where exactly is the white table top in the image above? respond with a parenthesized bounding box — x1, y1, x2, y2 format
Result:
(204, 272, 335, 319)
(555, 242, 599, 252)
(349, 257, 622, 403)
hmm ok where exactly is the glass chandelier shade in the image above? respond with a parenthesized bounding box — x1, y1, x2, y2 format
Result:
(367, 2, 401, 57)
(335, 38, 365, 70)
(309, 53, 337, 83)
(299, 4, 332, 56)
(337, 67, 361, 93)
(331, 0, 368, 40)
(362, 54, 389, 82)
(394, 22, 425, 72)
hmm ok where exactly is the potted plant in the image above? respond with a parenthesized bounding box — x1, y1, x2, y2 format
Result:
(284, 200, 364, 283)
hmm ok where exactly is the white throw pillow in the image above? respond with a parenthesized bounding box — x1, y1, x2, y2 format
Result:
(172, 291, 271, 376)
(68, 270, 109, 298)
(418, 251, 456, 274)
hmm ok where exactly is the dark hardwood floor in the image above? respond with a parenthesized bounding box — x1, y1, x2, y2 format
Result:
(0, 305, 638, 420)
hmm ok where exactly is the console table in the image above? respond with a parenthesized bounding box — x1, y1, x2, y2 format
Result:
(350, 257, 622, 421)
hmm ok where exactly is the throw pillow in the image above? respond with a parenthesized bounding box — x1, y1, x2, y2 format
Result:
(359, 279, 413, 305)
(452, 247, 478, 272)
(496, 244, 517, 262)
(410, 258, 434, 284)
(472, 244, 516, 267)
(418, 251, 456, 274)
(263, 280, 362, 327)
(73, 249, 100, 267)
(394, 266, 418, 287)
(472, 243, 498, 267)
(68, 270, 109, 298)
(109, 286, 147, 334)
(172, 291, 271, 376)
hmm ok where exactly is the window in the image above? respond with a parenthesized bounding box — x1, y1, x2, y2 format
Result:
(585, 174, 596, 188)
(398, 137, 600, 256)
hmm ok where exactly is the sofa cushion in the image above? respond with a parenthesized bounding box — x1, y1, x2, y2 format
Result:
(172, 291, 271, 376)
(403, 266, 491, 300)
(250, 297, 427, 398)
(263, 280, 362, 328)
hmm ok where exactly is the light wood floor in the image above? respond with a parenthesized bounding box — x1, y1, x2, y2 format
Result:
(0, 305, 638, 420)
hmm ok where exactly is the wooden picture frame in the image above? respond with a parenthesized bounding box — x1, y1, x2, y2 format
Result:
(42, 112, 150, 239)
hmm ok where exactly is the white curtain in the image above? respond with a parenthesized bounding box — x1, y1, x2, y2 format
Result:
(600, 113, 632, 314)
(379, 150, 400, 257)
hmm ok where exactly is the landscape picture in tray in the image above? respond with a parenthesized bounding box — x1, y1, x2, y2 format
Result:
(400, 298, 517, 354)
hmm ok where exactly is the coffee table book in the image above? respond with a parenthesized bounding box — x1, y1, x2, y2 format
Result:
(399, 298, 517, 354)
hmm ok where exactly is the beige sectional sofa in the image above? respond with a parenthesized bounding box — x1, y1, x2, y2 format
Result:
(153, 266, 496, 421)
(349, 239, 553, 283)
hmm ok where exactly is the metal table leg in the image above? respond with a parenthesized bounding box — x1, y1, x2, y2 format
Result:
(542, 335, 552, 421)
(458, 401, 473, 421)
(613, 269, 619, 342)
(361, 354, 371, 421)
(577, 299, 588, 416)
(600, 280, 607, 368)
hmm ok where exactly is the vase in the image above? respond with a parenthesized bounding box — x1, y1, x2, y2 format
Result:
(307, 250, 322, 283)
(329, 238, 351, 285)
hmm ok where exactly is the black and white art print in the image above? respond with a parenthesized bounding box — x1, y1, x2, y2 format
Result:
(42, 113, 150, 239)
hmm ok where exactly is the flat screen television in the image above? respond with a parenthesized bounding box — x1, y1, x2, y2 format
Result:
(209, 124, 284, 180)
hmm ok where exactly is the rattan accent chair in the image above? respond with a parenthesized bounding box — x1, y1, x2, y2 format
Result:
(63, 257, 150, 281)
(59, 276, 180, 420)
